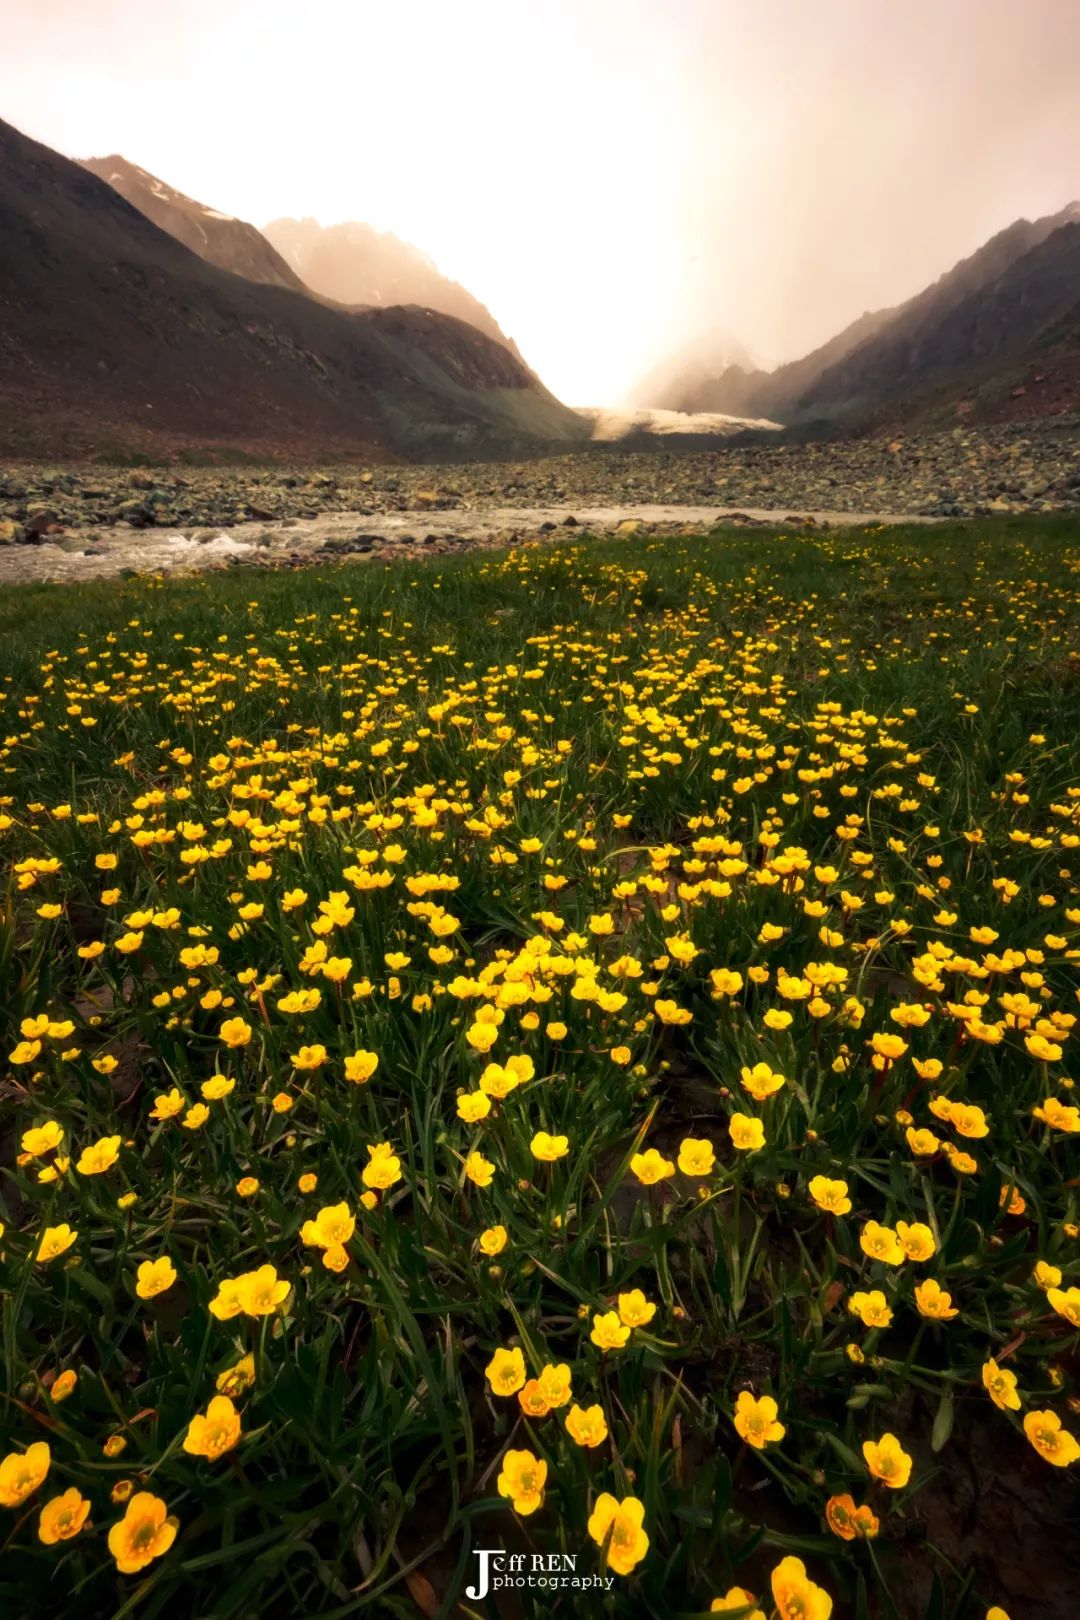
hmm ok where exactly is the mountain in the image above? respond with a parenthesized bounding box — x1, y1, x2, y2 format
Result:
(79, 156, 308, 294)
(626, 329, 753, 411)
(0, 119, 585, 461)
(653, 204, 1080, 429)
(264, 216, 523, 360)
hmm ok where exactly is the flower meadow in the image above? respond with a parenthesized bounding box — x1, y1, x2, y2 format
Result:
(1, 519, 1079, 1620)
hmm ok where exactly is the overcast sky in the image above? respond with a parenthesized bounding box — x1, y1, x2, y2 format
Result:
(3, 0, 1079, 403)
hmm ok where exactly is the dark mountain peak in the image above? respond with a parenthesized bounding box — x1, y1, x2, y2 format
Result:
(80, 154, 307, 293)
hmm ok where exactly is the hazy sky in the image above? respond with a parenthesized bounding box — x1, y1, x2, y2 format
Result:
(3, 0, 1079, 403)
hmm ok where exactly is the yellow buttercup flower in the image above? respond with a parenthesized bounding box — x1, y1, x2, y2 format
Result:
(36, 1224, 78, 1264)
(37, 1487, 90, 1545)
(862, 1432, 912, 1488)
(982, 1358, 1021, 1411)
(808, 1175, 851, 1214)
(75, 1133, 121, 1175)
(677, 1136, 716, 1175)
(485, 1346, 526, 1396)
(588, 1493, 649, 1575)
(0, 1442, 50, 1508)
(617, 1288, 656, 1328)
(136, 1257, 177, 1300)
(1023, 1409, 1080, 1467)
(530, 1130, 569, 1161)
(770, 1556, 833, 1620)
(565, 1402, 608, 1447)
(183, 1395, 241, 1461)
(590, 1310, 631, 1350)
(733, 1391, 785, 1449)
(107, 1491, 177, 1573)
(630, 1147, 676, 1184)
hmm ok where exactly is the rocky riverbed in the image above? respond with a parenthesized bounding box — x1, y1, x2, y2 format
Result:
(2, 419, 1078, 583)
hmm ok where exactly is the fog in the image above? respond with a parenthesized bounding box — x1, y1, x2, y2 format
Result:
(3, 0, 1078, 403)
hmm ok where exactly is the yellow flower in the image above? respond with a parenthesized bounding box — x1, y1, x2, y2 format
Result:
(216, 1353, 256, 1396)
(344, 1049, 379, 1084)
(588, 1493, 649, 1575)
(75, 1134, 121, 1175)
(1034, 1260, 1063, 1291)
(862, 1432, 912, 1488)
(183, 1395, 241, 1461)
(982, 1358, 1021, 1411)
(464, 1149, 495, 1187)
(236, 1265, 290, 1317)
(291, 1043, 327, 1070)
(905, 1127, 941, 1156)
(914, 1279, 958, 1320)
(36, 1224, 78, 1264)
(1033, 1096, 1080, 1132)
(49, 1369, 78, 1403)
(733, 1391, 785, 1449)
(107, 1491, 177, 1574)
(485, 1346, 526, 1396)
(630, 1148, 676, 1184)
(1023, 1409, 1080, 1467)
(654, 998, 692, 1026)
(825, 1493, 879, 1542)
(729, 1114, 765, 1152)
(617, 1288, 656, 1328)
(896, 1220, 937, 1262)
(300, 1202, 356, 1250)
(530, 1130, 569, 1162)
(711, 1589, 765, 1619)
(848, 1289, 893, 1328)
(497, 1447, 547, 1514)
(457, 1090, 491, 1122)
(537, 1362, 573, 1408)
(219, 1017, 253, 1048)
(1047, 1286, 1080, 1329)
(362, 1142, 403, 1190)
(149, 1088, 185, 1121)
(0, 1442, 50, 1507)
(479, 1225, 507, 1255)
(740, 1062, 785, 1101)
(590, 1310, 631, 1350)
(136, 1257, 177, 1300)
(677, 1137, 716, 1176)
(808, 1175, 851, 1214)
(949, 1102, 989, 1139)
(37, 1487, 90, 1545)
(565, 1402, 608, 1447)
(201, 1074, 236, 1101)
(770, 1555, 833, 1620)
(859, 1220, 905, 1265)
(21, 1121, 64, 1157)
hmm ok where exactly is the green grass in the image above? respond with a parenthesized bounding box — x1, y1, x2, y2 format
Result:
(1, 517, 1078, 1620)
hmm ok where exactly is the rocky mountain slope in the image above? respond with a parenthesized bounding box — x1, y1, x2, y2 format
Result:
(654, 204, 1080, 429)
(80, 156, 308, 293)
(0, 119, 585, 461)
(264, 216, 522, 358)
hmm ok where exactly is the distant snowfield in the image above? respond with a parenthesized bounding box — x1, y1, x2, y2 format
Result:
(579, 407, 781, 440)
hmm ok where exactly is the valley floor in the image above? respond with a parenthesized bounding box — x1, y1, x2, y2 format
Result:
(1, 416, 1079, 582)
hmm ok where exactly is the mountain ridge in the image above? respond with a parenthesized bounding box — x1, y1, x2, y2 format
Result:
(0, 119, 585, 462)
